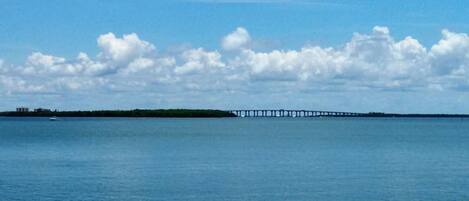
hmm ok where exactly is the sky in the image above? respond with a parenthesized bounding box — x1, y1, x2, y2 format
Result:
(2, 0, 469, 113)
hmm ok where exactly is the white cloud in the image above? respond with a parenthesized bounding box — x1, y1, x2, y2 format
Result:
(4, 26, 469, 110)
(22, 52, 109, 76)
(19, 33, 160, 77)
(221, 27, 251, 51)
(234, 47, 345, 81)
(156, 57, 176, 67)
(340, 26, 429, 84)
(122, 57, 155, 74)
(27, 52, 66, 67)
(97, 33, 156, 65)
(429, 29, 469, 76)
(0, 76, 47, 94)
(23, 52, 78, 75)
(232, 26, 429, 89)
(74, 52, 109, 75)
(53, 77, 108, 91)
(174, 48, 225, 74)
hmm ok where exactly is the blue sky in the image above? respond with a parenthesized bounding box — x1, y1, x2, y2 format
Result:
(2, 0, 468, 61)
(2, 0, 469, 113)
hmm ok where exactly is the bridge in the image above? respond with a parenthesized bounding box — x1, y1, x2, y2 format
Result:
(226, 110, 363, 117)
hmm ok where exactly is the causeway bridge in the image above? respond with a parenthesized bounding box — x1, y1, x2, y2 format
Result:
(226, 109, 363, 117)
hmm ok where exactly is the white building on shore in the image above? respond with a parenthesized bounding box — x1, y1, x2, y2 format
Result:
(16, 107, 29, 112)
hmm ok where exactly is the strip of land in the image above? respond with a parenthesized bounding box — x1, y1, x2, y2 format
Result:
(1, 110, 469, 118)
(0, 109, 236, 118)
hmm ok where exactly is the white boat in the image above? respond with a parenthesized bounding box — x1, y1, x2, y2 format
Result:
(49, 116, 58, 121)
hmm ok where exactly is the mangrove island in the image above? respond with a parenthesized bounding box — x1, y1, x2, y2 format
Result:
(0, 109, 237, 118)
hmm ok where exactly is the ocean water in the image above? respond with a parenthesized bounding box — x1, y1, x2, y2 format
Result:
(1, 117, 469, 201)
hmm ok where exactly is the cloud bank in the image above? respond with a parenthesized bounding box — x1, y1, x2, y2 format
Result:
(2, 26, 469, 110)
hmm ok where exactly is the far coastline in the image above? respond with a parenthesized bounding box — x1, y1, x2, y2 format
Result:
(2, 108, 469, 118)
(0, 109, 236, 118)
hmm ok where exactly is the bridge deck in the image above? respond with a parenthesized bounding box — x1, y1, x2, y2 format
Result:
(226, 110, 362, 117)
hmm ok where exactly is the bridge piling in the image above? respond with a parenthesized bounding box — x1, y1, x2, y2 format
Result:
(228, 109, 362, 118)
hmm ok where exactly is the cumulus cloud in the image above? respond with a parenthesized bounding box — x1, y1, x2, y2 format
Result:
(27, 52, 66, 67)
(234, 47, 346, 81)
(3, 26, 469, 102)
(230, 26, 430, 90)
(97, 33, 156, 64)
(19, 33, 161, 77)
(122, 57, 155, 74)
(221, 27, 251, 51)
(23, 52, 75, 75)
(429, 30, 469, 76)
(175, 48, 225, 74)
(22, 52, 108, 76)
(0, 76, 47, 94)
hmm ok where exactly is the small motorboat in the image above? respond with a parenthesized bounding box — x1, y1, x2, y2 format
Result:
(49, 116, 58, 121)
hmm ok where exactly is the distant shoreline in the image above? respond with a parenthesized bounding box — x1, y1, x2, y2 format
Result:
(0, 109, 236, 118)
(1, 109, 469, 118)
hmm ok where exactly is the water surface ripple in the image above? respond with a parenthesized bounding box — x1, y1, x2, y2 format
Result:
(1, 117, 468, 201)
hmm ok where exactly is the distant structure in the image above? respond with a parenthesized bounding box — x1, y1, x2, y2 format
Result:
(227, 109, 362, 117)
(34, 108, 52, 112)
(16, 107, 29, 112)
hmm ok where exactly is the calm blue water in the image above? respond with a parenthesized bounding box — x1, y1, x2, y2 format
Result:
(1, 117, 469, 201)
